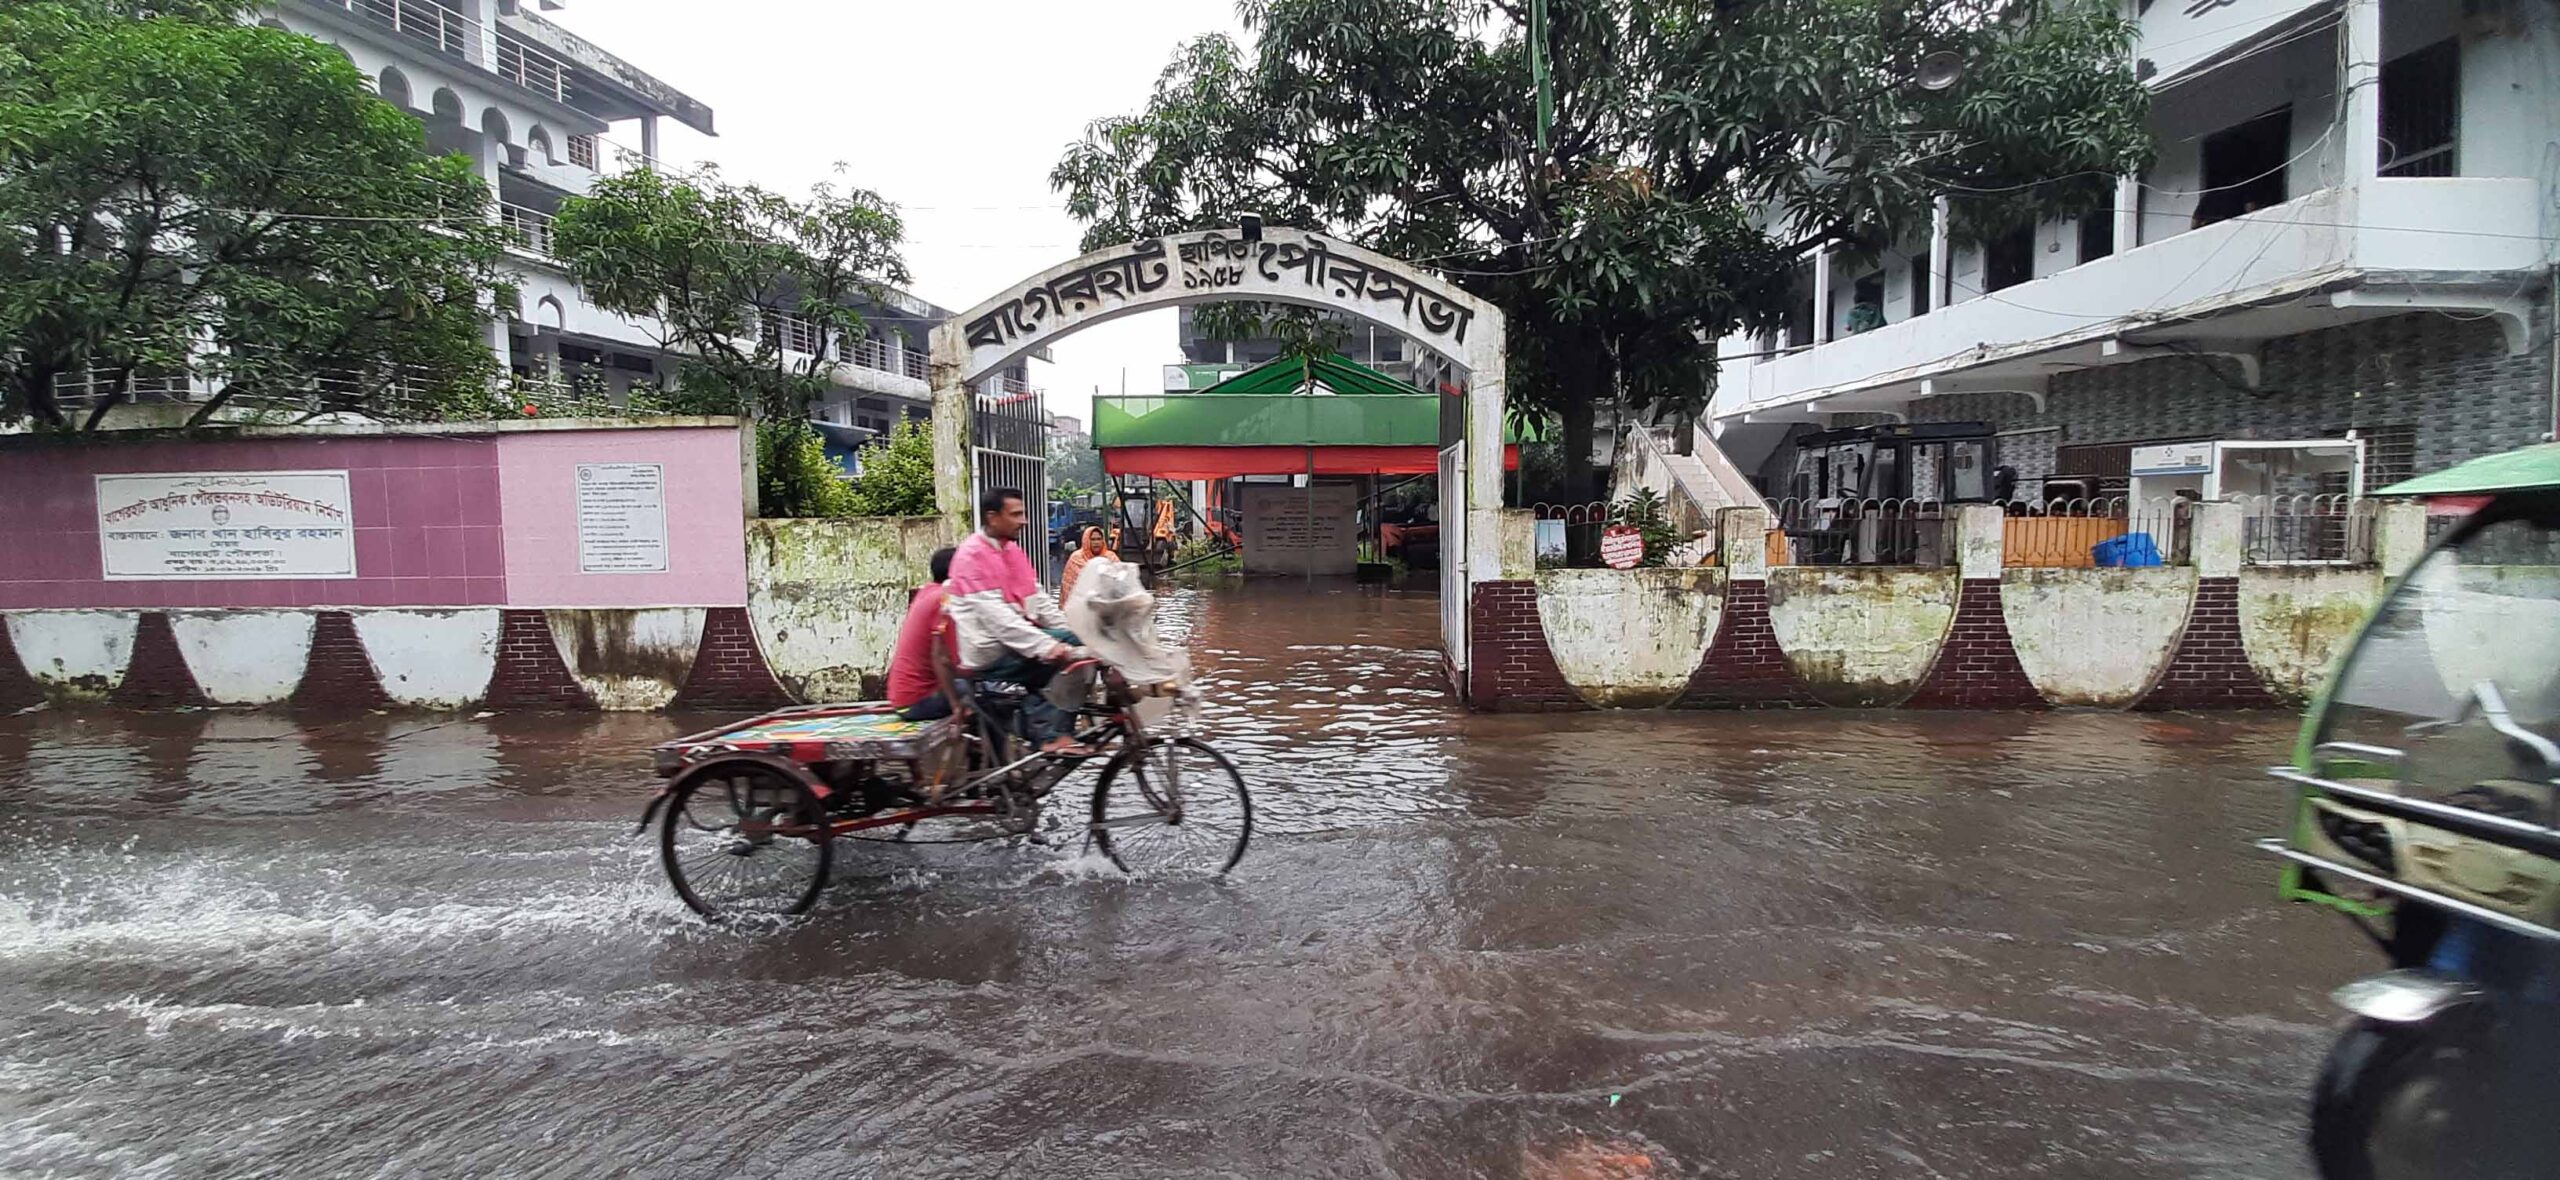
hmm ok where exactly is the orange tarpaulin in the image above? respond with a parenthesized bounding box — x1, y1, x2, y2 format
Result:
(1101, 444, 1522, 481)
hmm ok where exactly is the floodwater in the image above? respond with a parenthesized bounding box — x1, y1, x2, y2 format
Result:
(0, 579, 2368, 1178)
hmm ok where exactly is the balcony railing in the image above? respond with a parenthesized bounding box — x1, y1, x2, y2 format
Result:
(979, 373, 1043, 406)
(1717, 178, 2548, 419)
(839, 335, 928, 382)
(326, 0, 482, 63)
(498, 203, 555, 258)
(494, 28, 575, 104)
(760, 309, 824, 358)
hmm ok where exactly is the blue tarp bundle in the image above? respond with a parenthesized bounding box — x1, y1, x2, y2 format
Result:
(2093, 533, 2164, 568)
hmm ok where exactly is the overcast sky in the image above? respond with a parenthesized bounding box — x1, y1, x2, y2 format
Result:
(547, 0, 1249, 427)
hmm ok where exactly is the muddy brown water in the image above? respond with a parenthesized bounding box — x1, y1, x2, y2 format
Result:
(0, 580, 2366, 1177)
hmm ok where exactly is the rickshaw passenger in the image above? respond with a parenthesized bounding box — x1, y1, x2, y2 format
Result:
(886, 546, 958, 722)
(948, 487, 1090, 756)
(1059, 526, 1111, 604)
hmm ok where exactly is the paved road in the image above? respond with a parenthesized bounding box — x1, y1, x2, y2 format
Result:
(0, 581, 2364, 1178)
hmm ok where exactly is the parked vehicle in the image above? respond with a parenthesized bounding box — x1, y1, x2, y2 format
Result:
(2259, 443, 2560, 1178)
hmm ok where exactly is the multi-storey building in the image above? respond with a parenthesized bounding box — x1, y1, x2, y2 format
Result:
(1706, 0, 2558, 497)
(267, 1, 1025, 426)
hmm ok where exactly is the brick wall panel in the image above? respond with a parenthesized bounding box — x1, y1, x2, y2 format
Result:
(0, 619, 43, 712)
(1673, 580, 1823, 709)
(670, 606, 794, 710)
(2136, 577, 2279, 711)
(291, 610, 392, 712)
(110, 612, 209, 709)
(482, 608, 597, 710)
(1903, 580, 2046, 710)
(1467, 581, 1587, 713)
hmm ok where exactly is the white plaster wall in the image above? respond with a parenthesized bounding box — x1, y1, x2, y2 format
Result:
(169, 611, 317, 706)
(2000, 568, 2195, 707)
(547, 607, 706, 711)
(2143, 24, 2342, 238)
(7, 611, 138, 701)
(2237, 566, 2386, 700)
(1533, 568, 1725, 708)
(1767, 569, 1958, 705)
(747, 517, 943, 703)
(351, 610, 503, 710)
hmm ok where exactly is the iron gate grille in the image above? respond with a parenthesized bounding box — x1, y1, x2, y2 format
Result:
(973, 382, 1050, 581)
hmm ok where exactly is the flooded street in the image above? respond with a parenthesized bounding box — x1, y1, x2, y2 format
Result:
(1, 581, 2366, 1178)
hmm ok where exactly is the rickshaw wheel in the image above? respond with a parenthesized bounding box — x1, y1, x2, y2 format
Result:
(659, 760, 832, 919)
(1088, 737, 1251, 878)
(2311, 1017, 2502, 1180)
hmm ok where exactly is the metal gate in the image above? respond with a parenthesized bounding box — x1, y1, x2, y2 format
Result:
(1439, 441, 1467, 682)
(972, 380, 1049, 579)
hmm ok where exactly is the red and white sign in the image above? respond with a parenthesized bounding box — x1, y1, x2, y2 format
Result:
(1600, 525, 1645, 570)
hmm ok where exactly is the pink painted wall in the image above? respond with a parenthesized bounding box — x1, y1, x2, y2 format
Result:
(0, 434, 506, 610)
(494, 426, 747, 607)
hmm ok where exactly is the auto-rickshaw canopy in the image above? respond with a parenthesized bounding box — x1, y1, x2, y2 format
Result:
(2375, 442, 2560, 498)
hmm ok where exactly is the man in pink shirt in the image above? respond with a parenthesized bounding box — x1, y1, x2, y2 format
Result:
(947, 487, 1088, 754)
(886, 546, 957, 721)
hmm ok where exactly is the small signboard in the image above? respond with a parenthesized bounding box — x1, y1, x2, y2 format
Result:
(2130, 441, 2214, 477)
(575, 462, 668, 573)
(1600, 525, 1645, 570)
(95, 471, 355, 580)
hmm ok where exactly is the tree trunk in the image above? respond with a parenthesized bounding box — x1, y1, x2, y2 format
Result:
(1561, 396, 1598, 507)
(15, 368, 69, 430)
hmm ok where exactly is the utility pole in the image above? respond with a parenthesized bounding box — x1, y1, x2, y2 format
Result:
(1527, 0, 1554, 154)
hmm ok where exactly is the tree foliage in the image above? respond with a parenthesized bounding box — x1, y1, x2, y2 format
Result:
(842, 417, 939, 517)
(1047, 429, 1106, 501)
(552, 165, 909, 420)
(1052, 0, 2151, 495)
(0, 0, 514, 429)
(1188, 302, 1352, 365)
(756, 417, 859, 518)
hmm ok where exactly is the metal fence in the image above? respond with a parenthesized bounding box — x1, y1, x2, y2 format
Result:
(1532, 501, 1613, 566)
(840, 336, 929, 382)
(498, 203, 555, 257)
(330, 0, 481, 63)
(1769, 498, 1950, 567)
(2237, 494, 2376, 565)
(2001, 497, 2190, 567)
(974, 383, 1049, 580)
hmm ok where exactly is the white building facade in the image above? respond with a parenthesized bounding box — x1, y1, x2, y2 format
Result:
(1707, 0, 2559, 496)
(269, 0, 1012, 422)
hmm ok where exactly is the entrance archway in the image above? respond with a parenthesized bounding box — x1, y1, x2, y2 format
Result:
(926, 226, 1508, 693)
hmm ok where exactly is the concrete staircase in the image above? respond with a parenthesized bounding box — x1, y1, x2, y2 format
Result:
(1613, 421, 1768, 541)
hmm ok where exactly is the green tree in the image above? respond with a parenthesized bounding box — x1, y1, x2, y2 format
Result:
(551, 164, 909, 420)
(1189, 302, 1351, 365)
(755, 418, 859, 519)
(1047, 429, 1106, 501)
(1052, 0, 2152, 499)
(0, 0, 514, 429)
(843, 417, 939, 517)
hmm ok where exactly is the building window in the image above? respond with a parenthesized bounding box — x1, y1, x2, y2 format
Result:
(1909, 251, 1931, 316)
(1378, 337, 1403, 362)
(2194, 106, 2292, 227)
(1982, 225, 2035, 292)
(2356, 424, 2418, 489)
(1785, 269, 1815, 347)
(1848, 272, 1884, 333)
(2380, 39, 2459, 178)
(2077, 210, 2114, 264)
